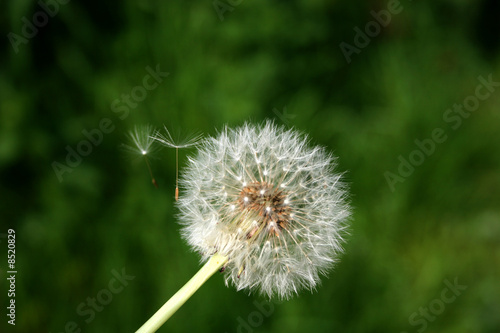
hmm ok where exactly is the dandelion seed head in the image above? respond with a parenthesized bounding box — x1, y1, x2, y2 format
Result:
(178, 121, 351, 299)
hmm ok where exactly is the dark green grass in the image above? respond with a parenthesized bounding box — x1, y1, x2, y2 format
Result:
(1, 1, 499, 332)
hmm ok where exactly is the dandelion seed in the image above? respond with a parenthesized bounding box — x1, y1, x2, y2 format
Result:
(153, 127, 202, 200)
(154, 126, 204, 149)
(123, 125, 159, 188)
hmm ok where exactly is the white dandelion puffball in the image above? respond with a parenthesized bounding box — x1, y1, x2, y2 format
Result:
(177, 122, 350, 299)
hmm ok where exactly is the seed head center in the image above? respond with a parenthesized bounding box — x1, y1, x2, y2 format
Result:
(238, 182, 292, 236)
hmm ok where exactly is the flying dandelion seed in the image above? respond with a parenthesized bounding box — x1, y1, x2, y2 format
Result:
(178, 121, 351, 299)
(124, 125, 160, 188)
(154, 127, 203, 200)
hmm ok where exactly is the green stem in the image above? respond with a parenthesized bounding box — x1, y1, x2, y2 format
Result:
(135, 254, 228, 333)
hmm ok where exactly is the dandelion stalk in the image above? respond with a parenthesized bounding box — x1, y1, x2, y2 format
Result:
(136, 253, 228, 333)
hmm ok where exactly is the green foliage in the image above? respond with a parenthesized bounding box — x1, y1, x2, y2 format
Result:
(1, 0, 499, 332)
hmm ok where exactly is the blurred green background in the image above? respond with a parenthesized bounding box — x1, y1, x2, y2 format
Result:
(1, 0, 499, 332)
